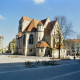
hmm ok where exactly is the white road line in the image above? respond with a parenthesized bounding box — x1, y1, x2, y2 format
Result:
(46, 70, 80, 80)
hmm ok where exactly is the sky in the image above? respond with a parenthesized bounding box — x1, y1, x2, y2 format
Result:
(0, 0, 80, 48)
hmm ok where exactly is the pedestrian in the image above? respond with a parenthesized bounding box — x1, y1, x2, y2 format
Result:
(74, 55, 76, 61)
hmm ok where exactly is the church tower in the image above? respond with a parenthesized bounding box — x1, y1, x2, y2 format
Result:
(36, 22, 44, 44)
(18, 16, 31, 32)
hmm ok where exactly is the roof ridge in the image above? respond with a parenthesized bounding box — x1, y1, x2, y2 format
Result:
(20, 16, 31, 21)
(32, 18, 40, 26)
(37, 41, 50, 48)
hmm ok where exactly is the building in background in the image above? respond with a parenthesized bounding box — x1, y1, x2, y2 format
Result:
(64, 39, 80, 56)
(15, 16, 66, 58)
(0, 36, 3, 53)
(8, 38, 16, 54)
(3, 46, 9, 53)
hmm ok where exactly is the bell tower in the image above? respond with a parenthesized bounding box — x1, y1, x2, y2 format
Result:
(18, 16, 31, 32)
(36, 22, 44, 44)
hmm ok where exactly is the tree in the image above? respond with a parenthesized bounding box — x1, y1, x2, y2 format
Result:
(58, 31, 62, 59)
(54, 16, 73, 58)
(55, 16, 73, 39)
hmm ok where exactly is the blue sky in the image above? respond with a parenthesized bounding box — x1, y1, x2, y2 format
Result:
(0, 0, 80, 47)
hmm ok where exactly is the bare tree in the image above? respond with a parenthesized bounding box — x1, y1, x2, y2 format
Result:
(54, 16, 73, 58)
(55, 16, 73, 39)
(54, 28, 62, 59)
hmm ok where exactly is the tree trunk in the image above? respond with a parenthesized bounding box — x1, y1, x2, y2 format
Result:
(58, 33, 61, 59)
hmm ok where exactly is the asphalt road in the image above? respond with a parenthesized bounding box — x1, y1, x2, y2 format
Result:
(0, 60, 80, 80)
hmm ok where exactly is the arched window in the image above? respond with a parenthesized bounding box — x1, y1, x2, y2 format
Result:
(23, 34, 25, 46)
(29, 34, 33, 44)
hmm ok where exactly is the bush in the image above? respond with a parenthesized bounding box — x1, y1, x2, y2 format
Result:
(25, 61, 58, 68)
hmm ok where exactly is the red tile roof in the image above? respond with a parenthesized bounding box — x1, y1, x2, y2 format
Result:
(52, 45, 66, 50)
(71, 39, 80, 43)
(64, 39, 80, 43)
(55, 42, 66, 49)
(37, 41, 50, 48)
(44, 20, 56, 36)
(61, 45, 66, 49)
(20, 16, 31, 21)
(23, 19, 40, 32)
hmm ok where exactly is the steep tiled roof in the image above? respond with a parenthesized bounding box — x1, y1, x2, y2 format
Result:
(71, 39, 80, 43)
(44, 20, 56, 36)
(41, 18, 47, 25)
(37, 41, 50, 48)
(61, 45, 66, 49)
(23, 19, 40, 32)
(17, 32, 22, 36)
(64, 39, 80, 44)
(20, 16, 31, 21)
(52, 45, 66, 50)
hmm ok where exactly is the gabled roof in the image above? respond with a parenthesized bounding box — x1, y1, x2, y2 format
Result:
(37, 41, 50, 48)
(55, 42, 66, 49)
(17, 32, 22, 36)
(44, 20, 56, 36)
(20, 16, 31, 21)
(61, 45, 66, 49)
(23, 19, 40, 32)
(41, 18, 47, 25)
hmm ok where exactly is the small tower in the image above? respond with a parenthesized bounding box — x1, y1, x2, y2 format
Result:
(36, 22, 44, 43)
(18, 16, 31, 32)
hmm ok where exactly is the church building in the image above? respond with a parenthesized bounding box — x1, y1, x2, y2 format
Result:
(16, 16, 66, 58)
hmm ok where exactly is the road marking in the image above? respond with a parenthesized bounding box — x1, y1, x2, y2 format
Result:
(46, 70, 80, 80)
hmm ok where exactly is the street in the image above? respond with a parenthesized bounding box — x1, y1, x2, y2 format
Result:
(0, 60, 80, 80)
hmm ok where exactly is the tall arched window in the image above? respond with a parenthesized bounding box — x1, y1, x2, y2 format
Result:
(23, 34, 25, 46)
(29, 34, 33, 44)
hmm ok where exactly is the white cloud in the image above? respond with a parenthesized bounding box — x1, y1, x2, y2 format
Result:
(34, 0, 45, 4)
(0, 15, 5, 20)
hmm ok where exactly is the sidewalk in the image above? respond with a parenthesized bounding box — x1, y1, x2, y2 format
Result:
(0, 54, 57, 64)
